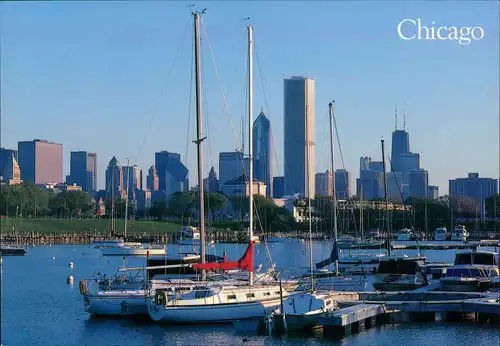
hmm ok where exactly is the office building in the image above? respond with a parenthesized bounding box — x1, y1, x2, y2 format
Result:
(219, 151, 249, 188)
(273, 176, 285, 198)
(2, 154, 22, 185)
(449, 173, 498, 217)
(203, 166, 220, 192)
(155, 151, 189, 197)
(253, 110, 273, 197)
(67, 151, 97, 191)
(105, 156, 124, 197)
(147, 165, 159, 191)
(0, 148, 18, 179)
(283, 76, 315, 197)
(428, 185, 439, 199)
(18, 139, 63, 184)
(390, 129, 410, 173)
(409, 169, 428, 199)
(315, 170, 332, 196)
(335, 169, 351, 200)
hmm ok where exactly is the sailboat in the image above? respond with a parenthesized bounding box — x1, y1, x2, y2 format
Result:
(277, 102, 342, 332)
(101, 160, 165, 256)
(147, 16, 293, 323)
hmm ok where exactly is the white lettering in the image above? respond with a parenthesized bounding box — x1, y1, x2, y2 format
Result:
(397, 19, 416, 40)
(398, 18, 485, 45)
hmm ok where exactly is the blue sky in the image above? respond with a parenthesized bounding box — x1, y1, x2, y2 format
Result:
(1, 1, 498, 194)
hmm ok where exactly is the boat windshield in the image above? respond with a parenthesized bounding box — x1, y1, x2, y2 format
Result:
(377, 260, 419, 274)
(446, 268, 487, 278)
(455, 253, 496, 265)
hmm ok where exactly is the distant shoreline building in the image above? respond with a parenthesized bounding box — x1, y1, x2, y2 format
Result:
(18, 139, 63, 184)
(67, 151, 97, 191)
(449, 173, 498, 217)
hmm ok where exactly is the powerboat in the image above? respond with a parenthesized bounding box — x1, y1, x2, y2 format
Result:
(0, 245, 27, 256)
(91, 238, 124, 248)
(451, 225, 469, 241)
(373, 257, 428, 291)
(396, 228, 414, 241)
(440, 250, 499, 292)
(100, 243, 165, 256)
(279, 291, 338, 331)
(433, 227, 448, 241)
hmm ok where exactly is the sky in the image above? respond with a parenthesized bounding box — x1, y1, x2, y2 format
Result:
(1, 1, 499, 194)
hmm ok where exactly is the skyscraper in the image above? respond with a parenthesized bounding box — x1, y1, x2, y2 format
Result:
(218, 151, 249, 189)
(428, 185, 439, 199)
(253, 110, 273, 197)
(284, 76, 315, 197)
(123, 165, 143, 196)
(273, 176, 285, 198)
(390, 130, 410, 173)
(2, 154, 22, 185)
(204, 166, 220, 192)
(0, 148, 18, 179)
(18, 139, 63, 184)
(335, 169, 351, 200)
(68, 151, 97, 191)
(154, 151, 189, 197)
(105, 156, 123, 197)
(147, 165, 159, 191)
(315, 170, 332, 196)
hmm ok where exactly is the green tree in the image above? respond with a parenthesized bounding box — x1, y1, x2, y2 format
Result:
(485, 194, 500, 218)
(149, 200, 167, 220)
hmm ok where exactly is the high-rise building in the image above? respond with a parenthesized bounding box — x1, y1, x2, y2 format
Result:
(428, 185, 439, 199)
(409, 169, 428, 199)
(284, 76, 315, 197)
(0, 148, 18, 179)
(146, 165, 159, 191)
(203, 166, 220, 192)
(219, 151, 249, 189)
(253, 110, 273, 197)
(399, 152, 421, 183)
(273, 176, 285, 198)
(315, 170, 332, 196)
(2, 154, 22, 185)
(360, 157, 383, 173)
(18, 139, 63, 184)
(105, 156, 124, 197)
(377, 172, 404, 202)
(335, 169, 351, 200)
(390, 129, 410, 173)
(356, 170, 380, 200)
(155, 151, 189, 197)
(449, 173, 498, 217)
(123, 165, 143, 198)
(67, 151, 97, 191)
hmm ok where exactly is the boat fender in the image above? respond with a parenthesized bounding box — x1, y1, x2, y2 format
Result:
(79, 280, 88, 295)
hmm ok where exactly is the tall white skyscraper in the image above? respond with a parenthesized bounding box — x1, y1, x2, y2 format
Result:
(283, 76, 315, 197)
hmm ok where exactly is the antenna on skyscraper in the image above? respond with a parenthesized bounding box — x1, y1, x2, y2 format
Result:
(394, 106, 398, 131)
(404, 111, 407, 131)
(241, 116, 245, 153)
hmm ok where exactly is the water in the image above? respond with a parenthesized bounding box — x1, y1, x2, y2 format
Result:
(1, 242, 498, 345)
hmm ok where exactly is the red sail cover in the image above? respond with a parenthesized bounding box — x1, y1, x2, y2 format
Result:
(192, 241, 254, 272)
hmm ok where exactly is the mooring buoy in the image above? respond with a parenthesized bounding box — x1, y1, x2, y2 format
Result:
(67, 275, 74, 285)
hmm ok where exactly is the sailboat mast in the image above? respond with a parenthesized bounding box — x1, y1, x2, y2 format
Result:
(306, 104, 314, 291)
(328, 101, 338, 275)
(193, 11, 207, 280)
(124, 159, 130, 240)
(111, 163, 115, 237)
(360, 185, 364, 240)
(381, 139, 391, 256)
(247, 24, 254, 286)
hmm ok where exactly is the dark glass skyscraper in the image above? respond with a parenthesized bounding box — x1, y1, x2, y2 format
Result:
(252, 110, 272, 196)
(390, 130, 410, 172)
(154, 151, 189, 197)
(68, 151, 97, 191)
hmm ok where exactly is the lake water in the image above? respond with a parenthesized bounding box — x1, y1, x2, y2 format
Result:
(1, 242, 499, 345)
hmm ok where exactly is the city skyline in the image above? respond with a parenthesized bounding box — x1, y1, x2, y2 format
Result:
(1, 2, 498, 194)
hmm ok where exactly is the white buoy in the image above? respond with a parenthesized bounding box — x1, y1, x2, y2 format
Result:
(69, 262, 74, 268)
(52, 256, 56, 260)
(67, 275, 74, 285)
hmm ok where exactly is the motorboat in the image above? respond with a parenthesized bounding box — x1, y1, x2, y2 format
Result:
(279, 291, 338, 331)
(396, 228, 414, 241)
(91, 238, 124, 248)
(440, 250, 499, 292)
(100, 243, 166, 256)
(0, 245, 27, 256)
(451, 225, 469, 242)
(433, 227, 448, 241)
(373, 257, 428, 291)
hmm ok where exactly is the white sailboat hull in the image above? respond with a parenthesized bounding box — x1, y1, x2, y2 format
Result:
(148, 298, 281, 323)
(283, 312, 327, 331)
(100, 246, 165, 256)
(83, 291, 148, 316)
